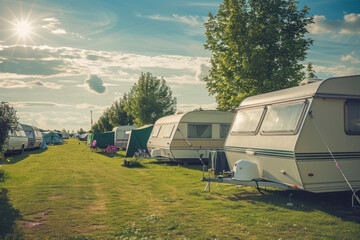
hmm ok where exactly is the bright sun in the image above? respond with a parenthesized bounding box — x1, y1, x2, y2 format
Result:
(15, 20, 32, 39)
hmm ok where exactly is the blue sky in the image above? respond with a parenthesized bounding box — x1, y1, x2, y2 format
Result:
(0, 0, 359, 131)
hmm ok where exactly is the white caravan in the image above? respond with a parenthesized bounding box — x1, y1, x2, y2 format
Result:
(205, 75, 360, 193)
(113, 125, 138, 150)
(5, 125, 28, 154)
(21, 124, 43, 149)
(148, 110, 235, 162)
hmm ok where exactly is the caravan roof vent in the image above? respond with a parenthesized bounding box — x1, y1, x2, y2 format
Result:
(299, 78, 323, 86)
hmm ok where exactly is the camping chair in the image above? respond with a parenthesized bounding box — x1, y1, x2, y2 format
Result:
(134, 149, 148, 158)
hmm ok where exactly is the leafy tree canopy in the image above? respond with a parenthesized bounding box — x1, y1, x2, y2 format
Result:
(126, 72, 177, 126)
(204, 0, 314, 111)
(109, 93, 134, 127)
(0, 102, 19, 155)
(77, 128, 86, 134)
(91, 94, 135, 133)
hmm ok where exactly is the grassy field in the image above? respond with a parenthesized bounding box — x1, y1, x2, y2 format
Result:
(0, 139, 359, 239)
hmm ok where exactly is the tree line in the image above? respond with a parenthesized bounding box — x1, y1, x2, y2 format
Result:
(91, 72, 177, 133)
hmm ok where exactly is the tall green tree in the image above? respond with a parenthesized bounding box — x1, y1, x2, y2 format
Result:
(91, 94, 135, 133)
(0, 102, 19, 156)
(90, 122, 101, 133)
(97, 108, 113, 132)
(126, 72, 177, 126)
(108, 93, 134, 127)
(77, 128, 86, 134)
(204, 0, 314, 110)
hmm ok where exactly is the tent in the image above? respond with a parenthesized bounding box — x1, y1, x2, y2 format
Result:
(79, 133, 90, 141)
(43, 131, 62, 145)
(125, 124, 153, 157)
(89, 132, 115, 149)
(61, 131, 70, 139)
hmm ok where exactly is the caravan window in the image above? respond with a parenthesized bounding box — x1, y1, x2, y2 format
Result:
(345, 100, 360, 135)
(231, 108, 264, 134)
(220, 124, 231, 138)
(162, 125, 175, 138)
(15, 130, 26, 137)
(25, 131, 34, 138)
(188, 124, 212, 138)
(152, 125, 162, 138)
(35, 131, 43, 137)
(261, 101, 306, 134)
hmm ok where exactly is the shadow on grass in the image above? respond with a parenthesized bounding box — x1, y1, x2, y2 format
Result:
(147, 159, 178, 166)
(95, 151, 125, 159)
(0, 188, 23, 239)
(225, 188, 360, 224)
(121, 159, 146, 168)
(2, 148, 47, 165)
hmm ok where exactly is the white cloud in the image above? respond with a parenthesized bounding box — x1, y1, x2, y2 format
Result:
(28, 80, 63, 89)
(187, 2, 219, 7)
(195, 64, 210, 81)
(75, 103, 104, 110)
(313, 64, 359, 77)
(41, 18, 67, 35)
(308, 13, 360, 35)
(17, 111, 91, 131)
(0, 44, 211, 84)
(0, 79, 62, 89)
(10, 101, 105, 111)
(177, 102, 218, 113)
(0, 80, 28, 88)
(140, 13, 205, 27)
(59, 80, 78, 83)
(341, 53, 360, 64)
(10, 101, 71, 108)
(41, 17, 88, 39)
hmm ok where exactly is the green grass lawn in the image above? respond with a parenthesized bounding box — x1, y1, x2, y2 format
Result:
(0, 139, 359, 239)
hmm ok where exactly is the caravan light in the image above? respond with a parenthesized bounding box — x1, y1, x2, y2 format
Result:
(292, 185, 297, 189)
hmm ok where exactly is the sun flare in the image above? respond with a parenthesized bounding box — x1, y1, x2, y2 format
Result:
(15, 20, 32, 39)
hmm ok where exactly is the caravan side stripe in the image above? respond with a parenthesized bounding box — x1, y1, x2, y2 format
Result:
(295, 152, 360, 161)
(224, 146, 294, 158)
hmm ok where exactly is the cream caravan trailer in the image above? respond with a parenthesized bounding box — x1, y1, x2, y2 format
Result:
(147, 110, 235, 162)
(21, 124, 43, 149)
(5, 124, 28, 154)
(204, 75, 360, 194)
(113, 125, 138, 150)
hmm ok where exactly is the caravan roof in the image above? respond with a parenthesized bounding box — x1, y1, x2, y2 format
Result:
(241, 75, 360, 108)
